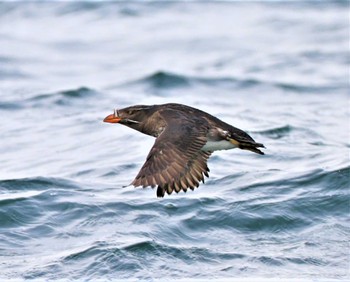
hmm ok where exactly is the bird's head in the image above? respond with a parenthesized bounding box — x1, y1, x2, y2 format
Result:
(103, 105, 153, 129)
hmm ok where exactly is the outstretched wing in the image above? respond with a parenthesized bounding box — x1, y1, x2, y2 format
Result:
(131, 110, 211, 196)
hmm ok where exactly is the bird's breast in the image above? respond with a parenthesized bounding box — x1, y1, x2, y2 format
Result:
(201, 140, 237, 151)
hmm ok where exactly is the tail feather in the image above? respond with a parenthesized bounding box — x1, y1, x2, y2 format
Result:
(238, 141, 265, 155)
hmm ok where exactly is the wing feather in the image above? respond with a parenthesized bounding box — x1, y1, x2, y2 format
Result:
(131, 110, 211, 196)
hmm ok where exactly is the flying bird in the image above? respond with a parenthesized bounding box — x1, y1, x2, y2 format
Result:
(103, 103, 265, 197)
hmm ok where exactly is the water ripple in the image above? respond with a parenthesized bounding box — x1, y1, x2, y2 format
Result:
(119, 70, 346, 94)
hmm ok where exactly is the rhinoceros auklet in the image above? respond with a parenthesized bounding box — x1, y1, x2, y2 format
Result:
(104, 103, 265, 197)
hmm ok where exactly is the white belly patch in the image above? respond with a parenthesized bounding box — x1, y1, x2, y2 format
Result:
(201, 140, 238, 151)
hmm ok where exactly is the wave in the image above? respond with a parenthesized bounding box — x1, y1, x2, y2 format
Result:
(41, 232, 338, 280)
(256, 125, 294, 139)
(0, 190, 44, 203)
(253, 124, 325, 143)
(125, 71, 191, 90)
(120, 70, 260, 91)
(118, 70, 344, 94)
(0, 176, 93, 234)
(0, 101, 23, 110)
(56, 239, 248, 279)
(0, 176, 80, 191)
(0, 87, 98, 110)
(28, 86, 97, 105)
(2, 170, 349, 279)
(201, 165, 350, 235)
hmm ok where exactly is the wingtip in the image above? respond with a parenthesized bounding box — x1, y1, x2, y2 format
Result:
(156, 186, 165, 197)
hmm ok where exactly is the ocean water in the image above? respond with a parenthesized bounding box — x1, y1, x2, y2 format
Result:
(0, 1, 349, 281)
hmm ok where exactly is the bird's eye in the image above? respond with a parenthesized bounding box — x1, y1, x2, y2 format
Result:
(128, 110, 134, 115)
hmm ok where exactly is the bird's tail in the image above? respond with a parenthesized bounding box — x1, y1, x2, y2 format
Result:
(237, 140, 265, 155)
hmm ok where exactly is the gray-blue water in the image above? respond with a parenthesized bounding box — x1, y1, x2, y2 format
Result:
(0, 1, 349, 281)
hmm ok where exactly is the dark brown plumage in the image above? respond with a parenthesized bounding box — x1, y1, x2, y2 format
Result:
(104, 103, 265, 197)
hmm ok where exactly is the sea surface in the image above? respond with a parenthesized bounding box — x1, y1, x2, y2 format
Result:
(0, 1, 349, 281)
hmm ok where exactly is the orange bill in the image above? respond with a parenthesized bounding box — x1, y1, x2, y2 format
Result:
(103, 113, 121, 123)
